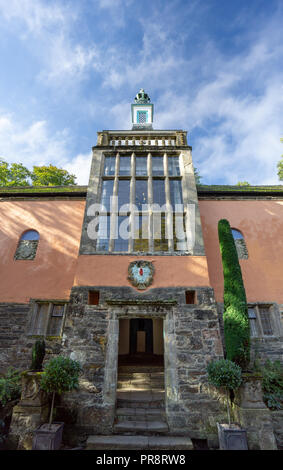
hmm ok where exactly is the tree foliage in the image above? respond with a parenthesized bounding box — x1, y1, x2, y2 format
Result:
(40, 356, 82, 425)
(218, 219, 250, 367)
(261, 360, 283, 410)
(0, 159, 77, 187)
(194, 167, 202, 184)
(277, 137, 283, 181)
(207, 359, 242, 425)
(0, 368, 21, 406)
(31, 165, 76, 186)
(30, 340, 46, 372)
(207, 359, 242, 391)
(236, 181, 250, 186)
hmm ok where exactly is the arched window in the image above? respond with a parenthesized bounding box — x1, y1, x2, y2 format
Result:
(14, 230, 40, 260)
(231, 228, 248, 259)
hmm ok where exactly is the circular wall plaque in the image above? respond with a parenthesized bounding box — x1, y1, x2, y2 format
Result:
(128, 260, 154, 290)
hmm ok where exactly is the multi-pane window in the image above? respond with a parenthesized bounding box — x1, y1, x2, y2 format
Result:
(117, 180, 130, 211)
(119, 156, 131, 176)
(96, 153, 186, 253)
(29, 302, 66, 336)
(101, 180, 114, 212)
(248, 305, 275, 337)
(135, 179, 148, 210)
(153, 180, 166, 207)
(169, 179, 183, 207)
(104, 156, 116, 176)
(152, 156, 164, 176)
(168, 156, 180, 176)
(136, 156, 147, 176)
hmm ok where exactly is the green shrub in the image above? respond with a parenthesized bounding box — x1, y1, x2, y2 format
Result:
(261, 360, 283, 410)
(207, 359, 242, 390)
(30, 340, 46, 371)
(218, 219, 250, 367)
(40, 356, 82, 425)
(0, 368, 21, 407)
(207, 359, 242, 425)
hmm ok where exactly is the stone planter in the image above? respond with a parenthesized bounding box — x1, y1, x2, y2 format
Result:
(32, 422, 64, 450)
(8, 371, 50, 450)
(217, 423, 248, 450)
(233, 373, 277, 450)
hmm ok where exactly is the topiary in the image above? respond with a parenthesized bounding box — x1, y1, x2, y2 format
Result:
(207, 359, 242, 425)
(40, 356, 82, 426)
(218, 219, 250, 367)
(30, 340, 46, 371)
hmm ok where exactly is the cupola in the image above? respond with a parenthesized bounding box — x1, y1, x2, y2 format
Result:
(131, 88, 154, 130)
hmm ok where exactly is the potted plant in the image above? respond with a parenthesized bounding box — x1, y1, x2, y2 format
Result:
(32, 356, 81, 450)
(207, 358, 248, 450)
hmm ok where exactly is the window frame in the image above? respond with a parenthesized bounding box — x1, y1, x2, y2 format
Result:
(28, 301, 67, 337)
(248, 304, 279, 338)
(96, 152, 188, 253)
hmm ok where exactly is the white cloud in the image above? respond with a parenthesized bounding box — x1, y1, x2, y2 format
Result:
(64, 153, 92, 185)
(0, 112, 91, 183)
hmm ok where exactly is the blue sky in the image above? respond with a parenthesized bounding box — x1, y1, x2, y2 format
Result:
(0, 0, 283, 185)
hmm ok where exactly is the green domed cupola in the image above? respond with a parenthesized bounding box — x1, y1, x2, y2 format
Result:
(131, 88, 154, 130)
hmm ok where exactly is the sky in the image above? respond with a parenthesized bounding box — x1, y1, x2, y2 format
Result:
(0, 0, 283, 185)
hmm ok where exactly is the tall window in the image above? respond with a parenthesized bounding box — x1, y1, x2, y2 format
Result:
(14, 230, 40, 260)
(96, 153, 186, 253)
(232, 228, 248, 259)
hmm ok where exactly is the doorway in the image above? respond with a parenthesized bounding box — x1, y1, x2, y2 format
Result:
(118, 317, 164, 366)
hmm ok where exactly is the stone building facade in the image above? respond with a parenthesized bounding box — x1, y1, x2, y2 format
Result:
(1, 90, 283, 449)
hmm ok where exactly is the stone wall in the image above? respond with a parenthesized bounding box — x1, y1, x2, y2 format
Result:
(56, 285, 227, 442)
(0, 303, 30, 374)
(216, 302, 283, 366)
(271, 410, 283, 450)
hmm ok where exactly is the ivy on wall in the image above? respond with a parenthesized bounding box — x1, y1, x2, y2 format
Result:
(218, 219, 250, 368)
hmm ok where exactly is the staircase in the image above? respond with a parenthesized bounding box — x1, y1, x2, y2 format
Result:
(86, 365, 193, 450)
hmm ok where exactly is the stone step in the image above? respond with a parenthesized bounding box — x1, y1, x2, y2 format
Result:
(116, 407, 166, 422)
(113, 420, 169, 434)
(86, 435, 193, 450)
(117, 390, 165, 409)
(118, 366, 164, 374)
(117, 383, 164, 392)
(117, 390, 165, 401)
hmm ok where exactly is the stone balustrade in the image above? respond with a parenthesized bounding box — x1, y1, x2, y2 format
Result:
(97, 131, 188, 147)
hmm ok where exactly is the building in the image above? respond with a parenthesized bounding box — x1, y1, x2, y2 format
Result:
(1, 90, 283, 449)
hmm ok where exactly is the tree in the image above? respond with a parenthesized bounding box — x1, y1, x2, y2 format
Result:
(207, 359, 242, 426)
(236, 181, 250, 186)
(31, 165, 77, 186)
(194, 167, 202, 184)
(277, 137, 283, 181)
(0, 159, 31, 187)
(0, 159, 77, 187)
(218, 219, 250, 367)
(40, 356, 82, 427)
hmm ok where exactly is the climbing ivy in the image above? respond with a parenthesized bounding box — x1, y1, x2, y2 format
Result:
(218, 219, 250, 368)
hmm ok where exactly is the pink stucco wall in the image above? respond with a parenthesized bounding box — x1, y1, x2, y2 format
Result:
(0, 200, 85, 303)
(199, 199, 283, 303)
(74, 255, 211, 289)
(1, 197, 283, 305)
